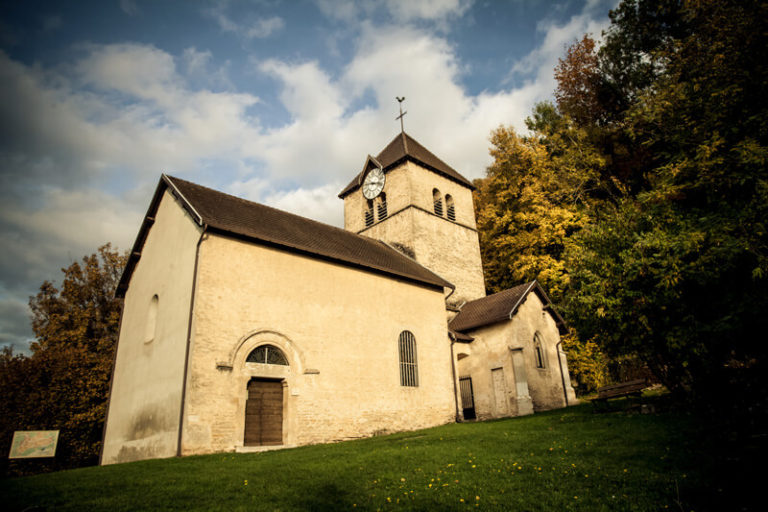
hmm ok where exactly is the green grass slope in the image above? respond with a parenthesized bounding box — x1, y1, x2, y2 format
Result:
(1, 401, 715, 511)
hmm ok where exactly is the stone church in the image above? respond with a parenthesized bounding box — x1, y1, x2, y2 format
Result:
(100, 131, 576, 465)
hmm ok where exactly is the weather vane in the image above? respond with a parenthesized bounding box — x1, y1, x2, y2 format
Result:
(396, 96, 407, 133)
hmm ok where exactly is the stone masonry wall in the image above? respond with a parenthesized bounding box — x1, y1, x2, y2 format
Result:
(455, 292, 575, 420)
(346, 161, 486, 303)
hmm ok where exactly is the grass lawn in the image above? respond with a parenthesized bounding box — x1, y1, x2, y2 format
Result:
(0, 398, 733, 511)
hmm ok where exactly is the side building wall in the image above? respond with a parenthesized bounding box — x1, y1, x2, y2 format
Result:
(455, 293, 575, 420)
(102, 191, 202, 465)
(181, 234, 457, 455)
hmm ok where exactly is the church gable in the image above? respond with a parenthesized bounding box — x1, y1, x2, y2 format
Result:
(338, 132, 475, 199)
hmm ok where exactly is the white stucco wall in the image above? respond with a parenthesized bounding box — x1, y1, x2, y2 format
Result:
(102, 191, 202, 464)
(181, 234, 457, 455)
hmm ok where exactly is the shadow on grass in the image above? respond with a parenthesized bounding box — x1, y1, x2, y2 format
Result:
(288, 481, 350, 510)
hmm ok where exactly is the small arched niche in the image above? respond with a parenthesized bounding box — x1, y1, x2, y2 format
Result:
(144, 294, 159, 344)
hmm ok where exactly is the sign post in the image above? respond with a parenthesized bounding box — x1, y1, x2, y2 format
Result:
(8, 431, 59, 458)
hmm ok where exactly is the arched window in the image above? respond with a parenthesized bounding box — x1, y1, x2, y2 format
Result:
(246, 344, 289, 365)
(365, 199, 374, 227)
(446, 194, 455, 221)
(533, 332, 546, 369)
(377, 193, 388, 221)
(398, 331, 419, 387)
(433, 188, 443, 216)
(144, 294, 159, 344)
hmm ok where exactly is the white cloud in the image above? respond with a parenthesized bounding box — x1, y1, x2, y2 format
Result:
(183, 47, 213, 75)
(0, 296, 34, 354)
(206, 1, 284, 40)
(314, 0, 472, 24)
(263, 184, 345, 227)
(0, 1, 612, 349)
(120, 0, 141, 17)
(244, 16, 285, 38)
(384, 0, 472, 22)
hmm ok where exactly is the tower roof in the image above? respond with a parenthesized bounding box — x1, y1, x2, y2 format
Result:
(338, 132, 475, 198)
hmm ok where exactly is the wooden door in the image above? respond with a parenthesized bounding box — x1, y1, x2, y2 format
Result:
(459, 377, 476, 420)
(244, 379, 283, 446)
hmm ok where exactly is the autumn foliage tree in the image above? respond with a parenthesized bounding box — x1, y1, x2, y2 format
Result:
(0, 244, 125, 475)
(479, 0, 768, 400)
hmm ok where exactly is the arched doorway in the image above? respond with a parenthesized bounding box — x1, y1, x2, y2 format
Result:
(244, 345, 289, 446)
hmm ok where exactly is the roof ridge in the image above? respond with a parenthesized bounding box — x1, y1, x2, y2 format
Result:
(464, 280, 534, 306)
(166, 175, 363, 240)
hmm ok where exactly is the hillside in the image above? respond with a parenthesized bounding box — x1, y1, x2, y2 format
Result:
(0, 400, 747, 511)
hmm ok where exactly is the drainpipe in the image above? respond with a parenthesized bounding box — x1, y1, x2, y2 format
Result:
(555, 340, 569, 407)
(177, 225, 207, 457)
(449, 333, 461, 423)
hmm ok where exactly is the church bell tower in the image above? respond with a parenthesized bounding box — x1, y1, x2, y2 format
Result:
(338, 131, 486, 305)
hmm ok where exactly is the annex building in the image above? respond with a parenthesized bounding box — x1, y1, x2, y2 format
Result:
(101, 131, 577, 465)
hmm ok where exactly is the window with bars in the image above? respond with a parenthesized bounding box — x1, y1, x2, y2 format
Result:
(377, 193, 388, 221)
(398, 331, 419, 387)
(433, 188, 443, 216)
(246, 344, 289, 365)
(365, 200, 374, 227)
(446, 194, 455, 221)
(533, 332, 546, 369)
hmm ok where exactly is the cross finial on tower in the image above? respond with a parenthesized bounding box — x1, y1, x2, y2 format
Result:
(396, 96, 407, 133)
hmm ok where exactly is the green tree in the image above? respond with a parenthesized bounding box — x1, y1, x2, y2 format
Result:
(565, 0, 768, 397)
(476, 111, 611, 394)
(1, 244, 126, 475)
(477, 106, 604, 302)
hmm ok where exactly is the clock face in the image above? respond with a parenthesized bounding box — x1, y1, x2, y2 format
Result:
(362, 167, 385, 199)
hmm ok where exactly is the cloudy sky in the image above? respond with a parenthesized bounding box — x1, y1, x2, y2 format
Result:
(0, 0, 614, 351)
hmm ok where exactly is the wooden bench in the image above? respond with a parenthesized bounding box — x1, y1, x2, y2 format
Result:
(591, 379, 648, 411)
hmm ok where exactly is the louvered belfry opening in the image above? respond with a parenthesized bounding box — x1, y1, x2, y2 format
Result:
(244, 379, 283, 446)
(365, 199, 374, 227)
(446, 194, 455, 221)
(398, 331, 419, 387)
(377, 193, 388, 221)
(432, 188, 443, 216)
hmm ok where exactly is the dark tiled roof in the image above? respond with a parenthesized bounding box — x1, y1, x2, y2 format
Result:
(117, 175, 454, 296)
(448, 281, 565, 333)
(338, 132, 475, 198)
